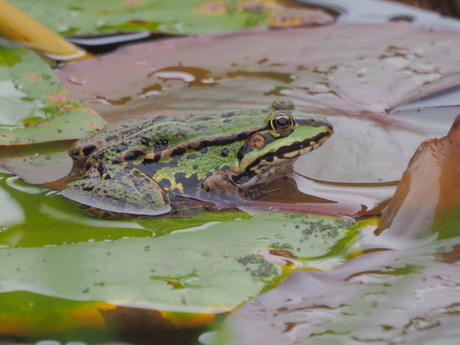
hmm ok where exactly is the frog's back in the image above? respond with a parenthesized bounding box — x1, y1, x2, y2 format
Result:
(80, 109, 269, 165)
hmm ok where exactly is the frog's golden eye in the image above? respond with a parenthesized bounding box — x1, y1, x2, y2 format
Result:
(270, 112, 294, 134)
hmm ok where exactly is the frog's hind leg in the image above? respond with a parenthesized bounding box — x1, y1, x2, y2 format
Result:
(61, 168, 170, 218)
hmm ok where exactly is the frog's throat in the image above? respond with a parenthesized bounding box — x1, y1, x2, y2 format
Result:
(236, 129, 332, 173)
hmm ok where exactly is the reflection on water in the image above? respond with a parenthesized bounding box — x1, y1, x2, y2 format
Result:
(293, 173, 397, 215)
(0, 172, 153, 248)
(0, 176, 25, 227)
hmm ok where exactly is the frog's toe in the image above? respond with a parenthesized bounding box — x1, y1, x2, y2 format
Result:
(60, 179, 170, 218)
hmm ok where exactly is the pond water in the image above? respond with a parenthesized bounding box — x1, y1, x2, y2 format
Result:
(2, 0, 460, 344)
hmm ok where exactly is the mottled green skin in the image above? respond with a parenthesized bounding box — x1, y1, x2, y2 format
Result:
(61, 98, 333, 218)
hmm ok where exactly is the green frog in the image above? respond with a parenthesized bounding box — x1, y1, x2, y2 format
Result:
(61, 98, 333, 218)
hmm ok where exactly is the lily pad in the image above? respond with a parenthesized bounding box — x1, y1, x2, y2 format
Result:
(57, 23, 460, 182)
(216, 236, 460, 345)
(0, 171, 381, 334)
(0, 213, 367, 313)
(0, 141, 74, 185)
(0, 46, 106, 146)
(7, 0, 333, 36)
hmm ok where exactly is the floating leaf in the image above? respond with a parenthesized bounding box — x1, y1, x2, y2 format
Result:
(0, 142, 73, 185)
(7, 0, 333, 36)
(0, 171, 379, 336)
(0, 47, 106, 146)
(216, 237, 460, 345)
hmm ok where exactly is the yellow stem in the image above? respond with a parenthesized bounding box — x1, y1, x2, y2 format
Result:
(0, 0, 92, 60)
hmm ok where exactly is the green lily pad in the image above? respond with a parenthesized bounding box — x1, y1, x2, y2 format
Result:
(0, 46, 106, 146)
(0, 213, 370, 314)
(0, 171, 378, 325)
(0, 141, 74, 185)
(7, 0, 333, 36)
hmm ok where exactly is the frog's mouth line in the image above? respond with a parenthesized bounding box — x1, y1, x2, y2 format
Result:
(245, 130, 332, 172)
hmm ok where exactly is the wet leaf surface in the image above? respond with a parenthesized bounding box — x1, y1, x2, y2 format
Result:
(57, 23, 460, 182)
(0, 171, 375, 332)
(7, 0, 333, 36)
(2, 6, 460, 343)
(0, 47, 106, 145)
(0, 46, 106, 184)
(0, 141, 73, 185)
(217, 238, 460, 345)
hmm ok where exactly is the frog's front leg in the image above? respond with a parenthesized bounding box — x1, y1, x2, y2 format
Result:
(61, 168, 170, 218)
(201, 170, 267, 201)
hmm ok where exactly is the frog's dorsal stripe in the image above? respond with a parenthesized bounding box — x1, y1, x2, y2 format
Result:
(126, 127, 268, 164)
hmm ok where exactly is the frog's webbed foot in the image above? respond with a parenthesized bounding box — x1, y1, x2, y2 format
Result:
(201, 171, 268, 202)
(61, 169, 170, 219)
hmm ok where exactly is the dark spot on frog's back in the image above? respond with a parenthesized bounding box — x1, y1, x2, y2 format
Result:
(223, 119, 232, 123)
(196, 116, 213, 121)
(191, 124, 208, 131)
(113, 143, 127, 153)
(154, 139, 168, 150)
(187, 154, 198, 160)
(221, 112, 235, 118)
(82, 145, 97, 157)
(138, 136, 150, 146)
(105, 134, 119, 142)
(220, 148, 229, 157)
(176, 129, 187, 137)
(124, 150, 144, 161)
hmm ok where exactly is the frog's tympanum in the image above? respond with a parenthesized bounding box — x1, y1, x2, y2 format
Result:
(61, 98, 333, 218)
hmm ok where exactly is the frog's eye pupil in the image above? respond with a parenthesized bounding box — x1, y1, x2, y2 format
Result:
(271, 112, 294, 134)
(276, 117, 289, 127)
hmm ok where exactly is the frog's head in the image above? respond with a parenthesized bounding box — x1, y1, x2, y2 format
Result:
(234, 98, 333, 177)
